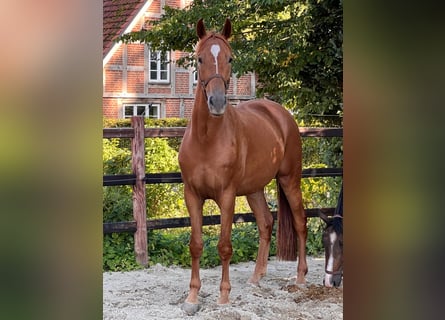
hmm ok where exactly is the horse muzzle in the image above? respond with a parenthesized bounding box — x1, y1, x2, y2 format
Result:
(207, 94, 227, 116)
(323, 272, 343, 287)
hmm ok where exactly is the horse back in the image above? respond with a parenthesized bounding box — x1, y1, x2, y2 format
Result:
(236, 99, 300, 144)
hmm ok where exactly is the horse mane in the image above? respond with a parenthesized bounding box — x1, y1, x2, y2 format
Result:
(332, 185, 343, 234)
(331, 216, 343, 235)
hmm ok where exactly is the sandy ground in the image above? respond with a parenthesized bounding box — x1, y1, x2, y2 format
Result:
(103, 256, 343, 320)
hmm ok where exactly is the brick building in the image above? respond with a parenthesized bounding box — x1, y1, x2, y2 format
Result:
(103, 0, 257, 119)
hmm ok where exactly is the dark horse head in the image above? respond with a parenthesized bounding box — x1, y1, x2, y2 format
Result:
(320, 185, 343, 287)
(320, 212, 343, 287)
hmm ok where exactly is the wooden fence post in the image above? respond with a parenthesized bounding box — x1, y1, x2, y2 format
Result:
(131, 116, 148, 266)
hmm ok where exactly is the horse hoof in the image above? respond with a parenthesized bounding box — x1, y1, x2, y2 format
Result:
(296, 276, 306, 285)
(181, 301, 200, 315)
(247, 278, 260, 287)
(217, 297, 230, 305)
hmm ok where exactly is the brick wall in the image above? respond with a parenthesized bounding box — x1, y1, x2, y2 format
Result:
(182, 98, 194, 118)
(127, 44, 144, 66)
(147, 86, 171, 95)
(147, 1, 160, 14)
(237, 74, 252, 96)
(165, 99, 179, 118)
(175, 73, 189, 95)
(127, 71, 144, 94)
(103, 98, 119, 118)
(104, 70, 123, 93)
(107, 46, 123, 65)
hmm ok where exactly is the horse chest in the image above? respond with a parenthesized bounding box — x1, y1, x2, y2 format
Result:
(180, 142, 239, 193)
(197, 151, 237, 180)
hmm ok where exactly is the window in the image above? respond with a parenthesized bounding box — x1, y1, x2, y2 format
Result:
(193, 69, 198, 84)
(123, 104, 160, 119)
(149, 50, 170, 83)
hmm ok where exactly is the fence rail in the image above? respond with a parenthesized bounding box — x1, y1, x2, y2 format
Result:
(103, 208, 337, 234)
(103, 117, 343, 266)
(103, 126, 343, 139)
(103, 168, 343, 186)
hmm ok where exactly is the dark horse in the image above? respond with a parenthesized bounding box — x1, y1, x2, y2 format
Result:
(320, 185, 343, 287)
(178, 19, 307, 314)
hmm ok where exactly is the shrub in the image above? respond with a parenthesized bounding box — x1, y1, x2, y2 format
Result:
(103, 233, 141, 271)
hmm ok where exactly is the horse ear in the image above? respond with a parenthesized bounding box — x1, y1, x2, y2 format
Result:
(197, 18, 206, 39)
(319, 212, 329, 224)
(221, 18, 232, 39)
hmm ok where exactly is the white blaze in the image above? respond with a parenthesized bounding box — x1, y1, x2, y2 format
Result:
(324, 232, 337, 287)
(210, 44, 220, 73)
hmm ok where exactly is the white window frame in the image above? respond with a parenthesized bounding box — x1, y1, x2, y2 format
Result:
(148, 50, 170, 83)
(193, 69, 198, 84)
(123, 103, 161, 119)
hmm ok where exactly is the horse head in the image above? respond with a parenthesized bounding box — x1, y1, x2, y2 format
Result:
(195, 18, 233, 116)
(320, 212, 343, 287)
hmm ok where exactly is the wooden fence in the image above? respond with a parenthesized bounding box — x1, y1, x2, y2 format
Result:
(103, 116, 343, 266)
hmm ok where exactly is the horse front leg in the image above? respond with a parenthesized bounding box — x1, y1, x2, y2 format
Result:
(181, 186, 204, 315)
(216, 195, 235, 305)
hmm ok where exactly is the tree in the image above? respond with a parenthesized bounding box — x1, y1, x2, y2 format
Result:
(120, 0, 342, 126)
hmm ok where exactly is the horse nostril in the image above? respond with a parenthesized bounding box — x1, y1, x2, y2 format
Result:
(209, 96, 214, 105)
(333, 275, 342, 287)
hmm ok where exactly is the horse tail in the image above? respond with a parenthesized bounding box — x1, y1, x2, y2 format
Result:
(276, 182, 298, 261)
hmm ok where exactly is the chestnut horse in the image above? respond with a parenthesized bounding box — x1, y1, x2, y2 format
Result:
(178, 18, 307, 314)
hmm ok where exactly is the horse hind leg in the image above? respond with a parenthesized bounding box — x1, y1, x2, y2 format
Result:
(246, 191, 274, 285)
(276, 176, 308, 284)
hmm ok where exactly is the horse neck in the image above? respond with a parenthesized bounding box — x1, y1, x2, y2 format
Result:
(191, 85, 234, 142)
